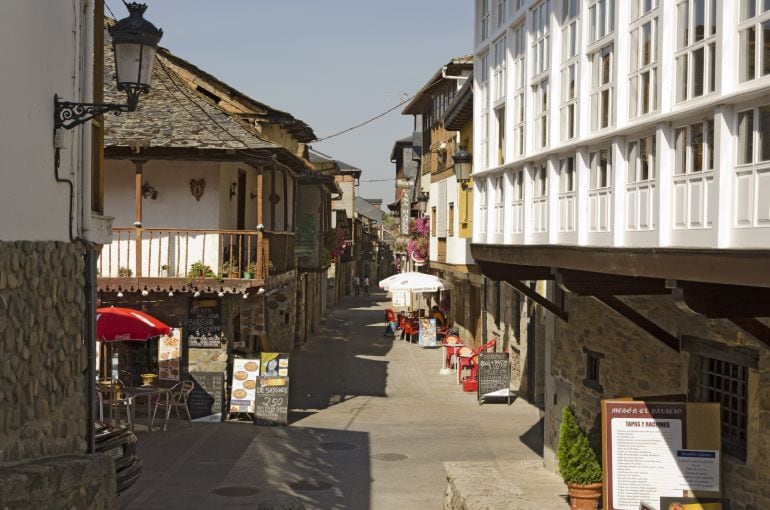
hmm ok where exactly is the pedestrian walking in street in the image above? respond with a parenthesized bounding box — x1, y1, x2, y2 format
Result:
(353, 275, 360, 296)
(363, 276, 370, 295)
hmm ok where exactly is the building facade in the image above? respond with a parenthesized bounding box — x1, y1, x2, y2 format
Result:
(472, 1, 770, 506)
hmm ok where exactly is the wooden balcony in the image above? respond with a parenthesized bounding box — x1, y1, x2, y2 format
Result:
(97, 228, 295, 282)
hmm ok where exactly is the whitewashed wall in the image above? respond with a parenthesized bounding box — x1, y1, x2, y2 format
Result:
(0, 1, 90, 241)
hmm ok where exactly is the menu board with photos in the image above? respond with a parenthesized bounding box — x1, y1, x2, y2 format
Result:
(187, 299, 222, 348)
(229, 358, 260, 413)
(158, 328, 182, 381)
(418, 318, 437, 348)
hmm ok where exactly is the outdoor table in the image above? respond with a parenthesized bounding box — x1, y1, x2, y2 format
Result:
(123, 386, 171, 432)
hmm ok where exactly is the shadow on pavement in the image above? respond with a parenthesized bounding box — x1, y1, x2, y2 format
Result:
(519, 416, 545, 457)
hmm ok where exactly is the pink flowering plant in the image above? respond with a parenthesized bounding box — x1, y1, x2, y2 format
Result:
(324, 228, 347, 261)
(407, 217, 430, 262)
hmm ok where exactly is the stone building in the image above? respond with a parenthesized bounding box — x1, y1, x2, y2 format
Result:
(471, 0, 770, 507)
(0, 1, 122, 507)
(98, 37, 314, 382)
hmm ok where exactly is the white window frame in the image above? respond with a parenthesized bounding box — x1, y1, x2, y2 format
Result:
(735, 104, 770, 229)
(479, 178, 489, 234)
(675, 0, 718, 102)
(531, 0, 552, 78)
(532, 163, 549, 233)
(496, 0, 508, 29)
(560, 0, 580, 141)
(512, 24, 527, 157)
(510, 169, 524, 234)
(480, 0, 491, 42)
(588, 148, 613, 232)
(480, 52, 490, 170)
(588, 0, 615, 44)
(558, 156, 577, 232)
(494, 175, 505, 233)
(629, 5, 659, 118)
(533, 79, 550, 149)
(738, 1, 770, 82)
(627, 134, 657, 231)
(493, 36, 508, 104)
(673, 118, 715, 230)
(590, 45, 614, 131)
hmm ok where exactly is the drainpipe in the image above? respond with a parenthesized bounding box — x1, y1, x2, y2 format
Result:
(441, 66, 469, 81)
(79, 0, 96, 454)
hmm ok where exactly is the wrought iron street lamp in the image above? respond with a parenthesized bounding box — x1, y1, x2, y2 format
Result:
(452, 145, 473, 190)
(417, 191, 429, 215)
(54, 2, 163, 130)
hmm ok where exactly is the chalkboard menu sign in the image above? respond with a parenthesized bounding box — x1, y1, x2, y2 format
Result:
(253, 379, 289, 426)
(188, 371, 225, 419)
(477, 352, 511, 404)
(187, 299, 222, 348)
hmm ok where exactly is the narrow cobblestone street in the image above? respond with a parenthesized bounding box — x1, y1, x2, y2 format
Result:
(120, 291, 568, 509)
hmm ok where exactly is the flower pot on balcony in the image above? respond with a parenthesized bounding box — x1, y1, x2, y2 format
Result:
(243, 271, 253, 280)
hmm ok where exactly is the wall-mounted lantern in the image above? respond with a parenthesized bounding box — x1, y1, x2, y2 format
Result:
(417, 191, 429, 215)
(452, 145, 473, 190)
(54, 2, 163, 130)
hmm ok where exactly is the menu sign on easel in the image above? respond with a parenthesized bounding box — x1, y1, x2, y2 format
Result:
(253, 353, 290, 426)
(602, 400, 721, 510)
(188, 371, 225, 420)
(187, 299, 222, 348)
(229, 358, 260, 413)
(477, 352, 511, 403)
(418, 318, 437, 347)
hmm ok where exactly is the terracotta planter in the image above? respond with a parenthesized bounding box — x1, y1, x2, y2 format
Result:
(566, 482, 602, 510)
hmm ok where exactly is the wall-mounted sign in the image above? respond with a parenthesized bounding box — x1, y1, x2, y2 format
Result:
(240, 296, 265, 336)
(158, 328, 181, 381)
(187, 299, 222, 348)
(602, 400, 721, 510)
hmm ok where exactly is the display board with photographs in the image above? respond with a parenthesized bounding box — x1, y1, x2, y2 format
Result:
(253, 352, 290, 426)
(229, 358, 260, 414)
(158, 328, 182, 381)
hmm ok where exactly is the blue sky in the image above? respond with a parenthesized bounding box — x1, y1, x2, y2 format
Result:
(116, 0, 473, 205)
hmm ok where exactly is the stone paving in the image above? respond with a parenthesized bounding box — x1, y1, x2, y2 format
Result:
(120, 291, 568, 509)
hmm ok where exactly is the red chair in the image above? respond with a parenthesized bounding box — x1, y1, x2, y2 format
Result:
(403, 319, 418, 343)
(456, 346, 475, 384)
(442, 335, 464, 369)
(469, 340, 499, 380)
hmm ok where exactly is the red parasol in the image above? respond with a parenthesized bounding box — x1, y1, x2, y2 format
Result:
(96, 307, 171, 342)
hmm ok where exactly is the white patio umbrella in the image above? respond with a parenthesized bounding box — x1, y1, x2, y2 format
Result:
(379, 272, 454, 293)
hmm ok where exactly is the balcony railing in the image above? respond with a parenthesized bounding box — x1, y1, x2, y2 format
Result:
(98, 228, 294, 280)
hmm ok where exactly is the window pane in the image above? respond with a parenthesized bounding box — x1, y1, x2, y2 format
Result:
(692, 122, 704, 172)
(677, 55, 688, 102)
(710, 0, 717, 36)
(759, 105, 770, 161)
(742, 0, 756, 20)
(628, 141, 638, 182)
(601, 89, 610, 127)
(706, 120, 714, 171)
(602, 47, 612, 84)
(640, 137, 650, 181)
(642, 71, 651, 114)
(709, 43, 716, 92)
(630, 76, 639, 118)
(762, 20, 770, 76)
(738, 110, 754, 165)
(694, 0, 705, 41)
(642, 22, 653, 65)
(630, 28, 639, 71)
(741, 27, 757, 82)
(693, 47, 704, 97)
(678, 0, 690, 49)
(675, 127, 687, 174)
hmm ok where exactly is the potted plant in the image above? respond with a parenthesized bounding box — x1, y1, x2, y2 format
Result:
(160, 264, 169, 277)
(243, 262, 256, 279)
(187, 261, 215, 279)
(118, 266, 132, 277)
(557, 407, 603, 510)
(220, 261, 239, 278)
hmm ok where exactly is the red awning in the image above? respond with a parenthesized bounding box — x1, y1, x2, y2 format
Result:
(96, 307, 171, 342)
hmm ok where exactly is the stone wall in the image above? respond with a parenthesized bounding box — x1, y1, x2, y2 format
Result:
(549, 293, 770, 509)
(0, 241, 86, 463)
(262, 273, 297, 353)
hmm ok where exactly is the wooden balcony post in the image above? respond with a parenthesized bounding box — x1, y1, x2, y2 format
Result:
(256, 169, 264, 278)
(132, 159, 145, 277)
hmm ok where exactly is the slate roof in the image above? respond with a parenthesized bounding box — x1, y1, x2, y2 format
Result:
(355, 197, 384, 223)
(104, 44, 278, 153)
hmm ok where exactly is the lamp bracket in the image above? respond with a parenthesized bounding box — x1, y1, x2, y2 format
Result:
(54, 95, 129, 130)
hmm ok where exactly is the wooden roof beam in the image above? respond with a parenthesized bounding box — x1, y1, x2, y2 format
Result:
(596, 295, 680, 352)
